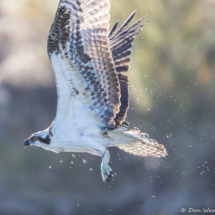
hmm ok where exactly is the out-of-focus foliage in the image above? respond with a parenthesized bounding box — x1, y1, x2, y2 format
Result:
(0, 0, 215, 214)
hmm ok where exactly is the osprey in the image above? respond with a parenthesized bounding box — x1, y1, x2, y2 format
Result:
(24, 0, 167, 182)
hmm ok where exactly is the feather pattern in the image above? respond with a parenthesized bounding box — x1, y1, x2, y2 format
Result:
(47, 0, 121, 129)
(109, 11, 149, 128)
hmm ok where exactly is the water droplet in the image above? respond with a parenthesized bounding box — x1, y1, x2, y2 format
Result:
(90, 168, 92, 171)
(49, 166, 51, 169)
(60, 160, 62, 163)
(83, 159, 87, 164)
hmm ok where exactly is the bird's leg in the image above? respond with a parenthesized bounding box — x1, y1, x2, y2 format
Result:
(87, 143, 113, 182)
(101, 149, 113, 183)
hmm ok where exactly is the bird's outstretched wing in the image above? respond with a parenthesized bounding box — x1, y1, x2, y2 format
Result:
(109, 12, 148, 128)
(47, 0, 120, 129)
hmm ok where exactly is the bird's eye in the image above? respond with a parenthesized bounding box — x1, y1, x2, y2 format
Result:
(33, 136, 37, 141)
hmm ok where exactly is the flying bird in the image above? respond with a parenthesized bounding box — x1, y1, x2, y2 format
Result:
(24, 0, 167, 182)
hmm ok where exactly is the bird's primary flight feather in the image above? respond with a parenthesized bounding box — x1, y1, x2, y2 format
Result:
(24, 0, 167, 182)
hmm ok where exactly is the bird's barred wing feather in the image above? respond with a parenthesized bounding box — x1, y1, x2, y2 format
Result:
(109, 12, 149, 128)
(107, 15, 167, 158)
(47, 0, 120, 129)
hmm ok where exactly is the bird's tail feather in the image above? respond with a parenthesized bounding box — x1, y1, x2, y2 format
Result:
(116, 126, 167, 157)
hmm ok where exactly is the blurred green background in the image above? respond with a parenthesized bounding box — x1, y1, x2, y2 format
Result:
(0, 0, 215, 214)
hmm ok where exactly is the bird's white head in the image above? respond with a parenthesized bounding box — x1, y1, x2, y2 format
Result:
(24, 129, 51, 148)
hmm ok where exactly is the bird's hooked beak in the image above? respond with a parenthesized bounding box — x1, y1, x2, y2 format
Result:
(24, 139, 30, 146)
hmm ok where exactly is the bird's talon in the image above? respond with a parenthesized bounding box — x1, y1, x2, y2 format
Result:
(102, 165, 113, 182)
(105, 173, 113, 183)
